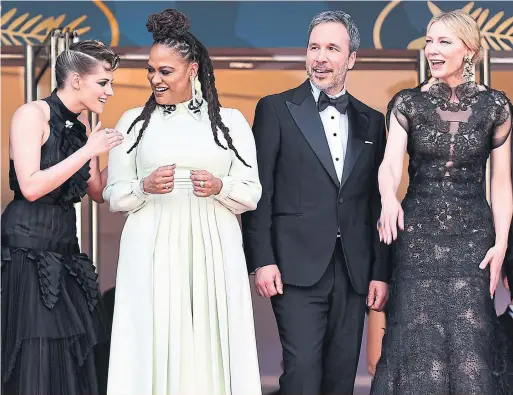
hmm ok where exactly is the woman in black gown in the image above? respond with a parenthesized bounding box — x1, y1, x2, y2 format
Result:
(372, 9, 513, 394)
(1, 40, 123, 395)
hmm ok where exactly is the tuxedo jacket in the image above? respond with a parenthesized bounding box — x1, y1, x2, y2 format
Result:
(242, 80, 391, 294)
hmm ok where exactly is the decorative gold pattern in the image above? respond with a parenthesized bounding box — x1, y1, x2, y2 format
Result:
(374, 1, 512, 51)
(0, 7, 90, 45)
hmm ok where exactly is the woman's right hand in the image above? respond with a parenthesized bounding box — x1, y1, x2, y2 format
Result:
(83, 121, 124, 158)
(378, 194, 404, 244)
(142, 165, 176, 194)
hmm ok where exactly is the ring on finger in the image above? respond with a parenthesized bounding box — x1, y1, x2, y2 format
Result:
(166, 183, 171, 189)
(199, 180, 205, 188)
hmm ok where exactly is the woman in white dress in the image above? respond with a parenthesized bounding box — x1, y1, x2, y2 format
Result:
(103, 9, 262, 395)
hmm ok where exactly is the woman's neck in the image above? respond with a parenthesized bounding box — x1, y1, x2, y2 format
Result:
(55, 89, 84, 114)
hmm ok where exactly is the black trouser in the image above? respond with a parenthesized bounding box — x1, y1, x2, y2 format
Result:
(271, 239, 367, 395)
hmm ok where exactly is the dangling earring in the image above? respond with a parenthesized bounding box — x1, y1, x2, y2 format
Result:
(462, 55, 474, 82)
(188, 75, 202, 113)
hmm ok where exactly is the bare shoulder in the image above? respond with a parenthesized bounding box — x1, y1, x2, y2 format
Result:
(11, 101, 48, 132)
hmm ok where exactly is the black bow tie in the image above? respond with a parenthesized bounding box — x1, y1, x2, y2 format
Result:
(317, 91, 349, 114)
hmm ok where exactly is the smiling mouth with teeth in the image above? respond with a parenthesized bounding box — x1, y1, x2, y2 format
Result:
(155, 87, 169, 92)
(99, 98, 106, 103)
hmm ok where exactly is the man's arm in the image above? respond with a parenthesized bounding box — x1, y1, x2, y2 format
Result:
(241, 96, 281, 273)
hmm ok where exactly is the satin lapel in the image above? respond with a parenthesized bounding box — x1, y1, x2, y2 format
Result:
(286, 82, 340, 188)
(340, 100, 368, 189)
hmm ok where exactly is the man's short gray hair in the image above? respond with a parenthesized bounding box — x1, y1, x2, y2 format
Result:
(307, 10, 361, 54)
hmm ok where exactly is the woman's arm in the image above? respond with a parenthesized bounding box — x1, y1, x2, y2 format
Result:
(11, 102, 93, 202)
(377, 95, 409, 244)
(490, 102, 513, 250)
(78, 113, 106, 203)
(103, 109, 149, 213)
(213, 109, 262, 215)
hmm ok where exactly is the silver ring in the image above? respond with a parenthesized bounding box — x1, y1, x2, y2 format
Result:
(199, 181, 205, 188)
(166, 183, 171, 189)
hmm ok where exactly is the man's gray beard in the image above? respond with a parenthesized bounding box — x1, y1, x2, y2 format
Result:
(307, 67, 346, 94)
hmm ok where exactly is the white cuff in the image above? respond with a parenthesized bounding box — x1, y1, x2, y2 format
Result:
(214, 176, 232, 200)
(132, 179, 150, 201)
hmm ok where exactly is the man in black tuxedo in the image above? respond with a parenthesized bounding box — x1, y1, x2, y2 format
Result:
(242, 10, 390, 395)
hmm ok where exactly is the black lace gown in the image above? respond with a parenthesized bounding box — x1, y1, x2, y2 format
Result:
(370, 81, 513, 395)
(1, 91, 108, 395)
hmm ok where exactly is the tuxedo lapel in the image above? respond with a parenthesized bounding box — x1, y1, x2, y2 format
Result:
(340, 96, 368, 189)
(286, 81, 340, 188)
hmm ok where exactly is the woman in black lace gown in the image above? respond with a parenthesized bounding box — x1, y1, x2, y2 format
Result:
(371, 10, 513, 394)
(1, 41, 123, 395)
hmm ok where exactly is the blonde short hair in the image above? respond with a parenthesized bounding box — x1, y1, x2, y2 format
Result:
(427, 9, 483, 63)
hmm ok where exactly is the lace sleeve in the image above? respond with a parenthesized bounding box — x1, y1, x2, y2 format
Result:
(491, 91, 512, 149)
(386, 90, 411, 134)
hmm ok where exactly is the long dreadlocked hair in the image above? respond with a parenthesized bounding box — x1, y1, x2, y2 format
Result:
(126, 9, 250, 167)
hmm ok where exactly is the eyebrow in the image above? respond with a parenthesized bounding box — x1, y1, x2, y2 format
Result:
(147, 64, 175, 70)
(308, 42, 341, 48)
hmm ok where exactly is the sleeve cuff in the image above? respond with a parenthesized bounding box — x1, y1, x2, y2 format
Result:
(214, 176, 232, 200)
(132, 179, 150, 201)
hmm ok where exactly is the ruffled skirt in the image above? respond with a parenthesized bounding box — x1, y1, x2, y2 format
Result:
(1, 246, 108, 395)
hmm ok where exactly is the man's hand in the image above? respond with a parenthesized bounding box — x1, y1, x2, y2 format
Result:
(254, 264, 283, 298)
(367, 280, 389, 311)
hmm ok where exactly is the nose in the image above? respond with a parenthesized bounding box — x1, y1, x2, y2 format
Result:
(426, 42, 439, 57)
(106, 84, 114, 96)
(151, 73, 163, 85)
(315, 48, 328, 62)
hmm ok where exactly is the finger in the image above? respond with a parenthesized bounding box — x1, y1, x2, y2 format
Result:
(193, 190, 210, 198)
(377, 218, 384, 242)
(256, 283, 266, 298)
(259, 282, 271, 298)
(367, 284, 375, 307)
(91, 121, 102, 133)
(265, 281, 278, 298)
(109, 139, 123, 149)
(193, 180, 211, 189)
(490, 264, 499, 298)
(159, 176, 175, 184)
(190, 173, 211, 181)
(479, 252, 491, 269)
(398, 209, 405, 231)
(158, 169, 176, 177)
(275, 272, 283, 294)
(384, 216, 392, 244)
(191, 170, 208, 176)
(391, 213, 398, 241)
(373, 292, 386, 311)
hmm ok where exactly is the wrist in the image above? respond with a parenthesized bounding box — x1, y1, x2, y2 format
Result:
(213, 177, 223, 195)
(494, 241, 508, 252)
(140, 177, 150, 195)
(78, 146, 93, 161)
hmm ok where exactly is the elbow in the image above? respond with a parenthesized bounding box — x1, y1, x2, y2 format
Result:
(20, 186, 41, 202)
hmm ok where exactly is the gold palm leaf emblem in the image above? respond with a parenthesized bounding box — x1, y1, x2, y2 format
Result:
(408, 1, 513, 50)
(0, 7, 90, 46)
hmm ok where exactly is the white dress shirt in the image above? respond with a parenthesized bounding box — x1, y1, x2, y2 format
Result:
(310, 81, 349, 182)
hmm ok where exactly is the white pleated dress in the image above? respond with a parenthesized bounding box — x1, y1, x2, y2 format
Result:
(103, 100, 262, 395)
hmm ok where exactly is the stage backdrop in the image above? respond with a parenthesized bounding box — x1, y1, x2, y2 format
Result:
(1, 1, 513, 51)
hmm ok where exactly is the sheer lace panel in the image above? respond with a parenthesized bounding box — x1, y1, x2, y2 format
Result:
(491, 91, 512, 149)
(371, 82, 513, 395)
(386, 90, 412, 133)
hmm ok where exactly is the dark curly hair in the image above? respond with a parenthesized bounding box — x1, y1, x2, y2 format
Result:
(126, 9, 249, 167)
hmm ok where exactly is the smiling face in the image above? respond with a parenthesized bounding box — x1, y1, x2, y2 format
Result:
(306, 22, 356, 96)
(73, 61, 114, 114)
(147, 43, 198, 105)
(425, 20, 473, 85)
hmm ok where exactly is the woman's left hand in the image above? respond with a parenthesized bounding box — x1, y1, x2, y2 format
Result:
(190, 170, 222, 197)
(479, 244, 507, 298)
